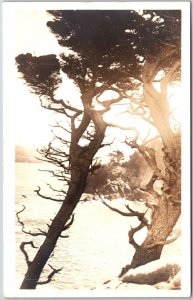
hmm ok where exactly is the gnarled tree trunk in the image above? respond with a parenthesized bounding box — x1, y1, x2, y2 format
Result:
(128, 196, 180, 270)
(120, 86, 181, 276)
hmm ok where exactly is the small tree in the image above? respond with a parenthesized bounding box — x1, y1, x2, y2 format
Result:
(123, 151, 151, 191)
(16, 10, 181, 288)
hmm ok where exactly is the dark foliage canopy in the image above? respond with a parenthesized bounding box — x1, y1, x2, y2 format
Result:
(16, 10, 181, 100)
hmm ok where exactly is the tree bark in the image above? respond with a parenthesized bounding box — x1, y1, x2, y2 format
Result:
(129, 196, 180, 270)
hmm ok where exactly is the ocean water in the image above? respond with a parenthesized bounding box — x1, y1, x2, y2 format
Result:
(15, 163, 145, 290)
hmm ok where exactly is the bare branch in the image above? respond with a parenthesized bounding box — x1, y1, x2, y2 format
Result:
(37, 150, 69, 167)
(101, 198, 136, 217)
(16, 205, 47, 236)
(50, 96, 82, 114)
(125, 203, 150, 227)
(38, 264, 63, 285)
(52, 121, 71, 130)
(37, 228, 48, 235)
(35, 186, 64, 203)
(20, 241, 38, 267)
(47, 104, 73, 117)
(104, 123, 140, 141)
(39, 141, 70, 160)
(51, 132, 71, 144)
(125, 203, 144, 217)
(97, 96, 123, 112)
(39, 97, 72, 117)
(46, 183, 66, 195)
(125, 99, 155, 126)
(128, 223, 145, 249)
(40, 94, 83, 118)
(59, 234, 69, 238)
(98, 138, 115, 151)
(16, 205, 26, 224)
(38, 168, 70, 182)
(96, 189, 150, 225)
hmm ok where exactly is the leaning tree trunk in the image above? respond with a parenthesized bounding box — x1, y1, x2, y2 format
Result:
(20, 115, 106, 289)
(20, 172, 88, 289)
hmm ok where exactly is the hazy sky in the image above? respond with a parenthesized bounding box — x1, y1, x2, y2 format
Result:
(13, 10, 64, 146)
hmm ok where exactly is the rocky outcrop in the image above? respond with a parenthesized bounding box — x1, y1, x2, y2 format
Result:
(99, 256, 181, 290)
(122, 256, 180, 285)
(155, 271, 181, 290)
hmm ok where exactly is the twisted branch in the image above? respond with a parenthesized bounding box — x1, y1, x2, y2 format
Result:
(35, 186, 64, 203)
(38, 264, 63, 285)
(20, 241, 38, 267)
(101, 199, 135, 217)
(128, 223, 145, 250)
(16, 205, 47, 236)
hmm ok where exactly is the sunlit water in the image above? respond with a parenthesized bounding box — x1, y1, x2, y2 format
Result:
(16, 163, 146, 290)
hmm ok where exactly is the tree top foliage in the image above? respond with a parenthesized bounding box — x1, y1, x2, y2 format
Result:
(16, 10, 181, 101)
(16, 54, 61, 97)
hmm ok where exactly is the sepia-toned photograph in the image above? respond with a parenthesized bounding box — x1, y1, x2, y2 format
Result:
(3, 2, 191, 298)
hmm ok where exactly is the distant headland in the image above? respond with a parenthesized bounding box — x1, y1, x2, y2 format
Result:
(15, 145, 40, 163)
